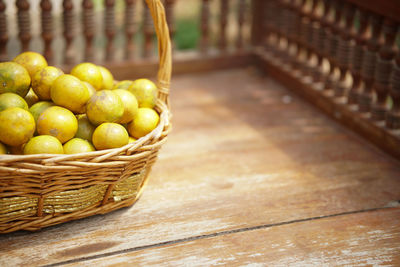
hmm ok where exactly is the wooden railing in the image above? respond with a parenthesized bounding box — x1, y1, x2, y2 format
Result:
(0, 0, 252, 72)
(253, 0, 400, 159)
(0, 0, 399, 158)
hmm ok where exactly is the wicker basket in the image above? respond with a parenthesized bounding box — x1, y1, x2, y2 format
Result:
(0, 0, 172, 234)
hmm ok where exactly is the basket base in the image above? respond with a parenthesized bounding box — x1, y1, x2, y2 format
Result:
(0, 170, 151, 234)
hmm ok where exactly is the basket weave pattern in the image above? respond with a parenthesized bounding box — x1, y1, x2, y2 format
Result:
(0, 0, 172, 234)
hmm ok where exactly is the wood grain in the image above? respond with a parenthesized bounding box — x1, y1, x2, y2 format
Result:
(1, 69, 400, 266)
(66, 207, 400, 266)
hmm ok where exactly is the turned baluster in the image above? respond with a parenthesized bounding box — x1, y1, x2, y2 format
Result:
(323, 1, 343, 92)
(388, 56, 400, 129)
(310, 0, 326, 83)
(0, 0, 7, 61)
(165, 0, 176, 49)
(219, 0, 228, 52)
(16, 0, 30, 52)
(251, 0, 264, 47)
(348, 8, 369, 106)
(293, 0, 307, 70)
(272, 0, 286, 62)
(63, 0, 75, 65)
(200, 0, 210, 53)
(104, 0, 116, 62)
(262, 0, 275, 55)
(236, 0, 246, 50)
(335, 2, 355, 100)
(124, 0, 136, 60)
(280, 0, 294, 64)
(295, 0, 318, 74)
(288, 0, 304, 71)
(286, 0, 299, 68)
(266, 0, 281, 59)
(302, 0, 318, 77)
(276, 0, 289, 60)
(143, 0, 154, 58)
(371, 19, 398, 122)
(41, 0, 53, 64)
(264, 0, 279, 58)
(320, 0, 333, 91)
(295, 0, 312, 75)
(82, 0, 94, 62)
(359, 14, 383, 113)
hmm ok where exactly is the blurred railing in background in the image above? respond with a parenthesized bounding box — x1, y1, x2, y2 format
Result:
(253, 0, 400, 158)
(0, 0, 252, 68)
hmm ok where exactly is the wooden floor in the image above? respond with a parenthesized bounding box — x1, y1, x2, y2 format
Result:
(1, 68, 400, 266)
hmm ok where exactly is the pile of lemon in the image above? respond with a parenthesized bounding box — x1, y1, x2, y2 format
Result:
(0, 51, 160, 155)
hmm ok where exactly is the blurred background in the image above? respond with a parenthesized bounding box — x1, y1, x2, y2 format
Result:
(3, 0, 252, 64)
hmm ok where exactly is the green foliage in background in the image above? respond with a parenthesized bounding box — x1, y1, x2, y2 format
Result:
(93, 0, 200, 50)
(174, 18, 200, 50)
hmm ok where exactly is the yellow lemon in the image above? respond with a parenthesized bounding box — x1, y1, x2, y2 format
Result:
(0, 92, 28, 111)
(128, 78, 158, 108)
(37, 106, 78, 143)
(29, 101, 54, 130)
(127, 108, 159, 139)
(51, 74, 90, 114)
(113, 89, 138, 124)
(113, 80, 133, 90)
(98, 66, 114, 90)
(86, 90, 124, 125)
(83, 81, 97, 98)
(92, 123, 129, 150)
(32, 66, 64, 100)
(75, 114, 96, 141)
(128, 136, 136, 143)
(63, 138, 95, 154)
(81, 82, 97, 114)
(13, 51, 48, 78)
(0, 62, 31, 97)
(0, 142, 7, 154)
(71, 62, 103, 90)
(24, 135, 64, 155)
(25, 88, 39, 107)
(0, 107, 35, 146)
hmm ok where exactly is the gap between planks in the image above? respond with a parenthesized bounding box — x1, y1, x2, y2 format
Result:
(43, 205, 398, 267)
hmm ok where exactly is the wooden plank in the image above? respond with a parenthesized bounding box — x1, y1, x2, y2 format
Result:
(255, 49, 400, 160)
(1, 69, 400, 266)
(65, 207, 400, 266)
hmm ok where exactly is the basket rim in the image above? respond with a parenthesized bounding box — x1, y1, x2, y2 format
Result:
(0, 102, 169, 163)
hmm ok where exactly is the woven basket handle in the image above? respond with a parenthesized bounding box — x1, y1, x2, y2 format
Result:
(146, 0, 172, 108)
